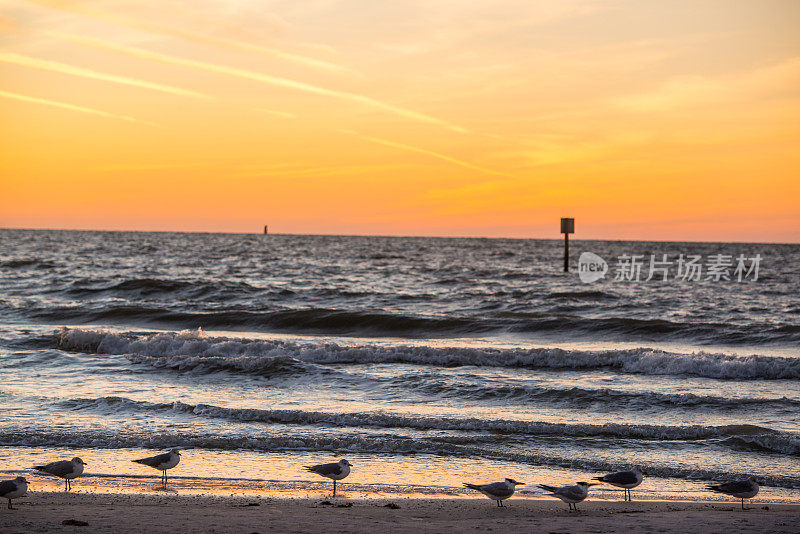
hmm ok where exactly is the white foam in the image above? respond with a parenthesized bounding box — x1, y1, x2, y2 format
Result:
(57, 327, 800, 380)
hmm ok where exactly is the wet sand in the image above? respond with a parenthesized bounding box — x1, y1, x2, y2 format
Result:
(1, 492, 797, 533)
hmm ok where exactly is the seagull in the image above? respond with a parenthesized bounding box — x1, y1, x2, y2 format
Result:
(706, 476, 760, 509)
(463, 478, 525, 507)
(304, 459, 351, 497)
(132, 449, 181, 487)
(0, 476, 27, 509)
(593, 468, 644, 501)
(537, 481, 597, 511)
(33, 457, 87, 491)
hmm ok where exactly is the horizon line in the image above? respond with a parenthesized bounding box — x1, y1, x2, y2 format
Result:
(1, 226, 797, 246)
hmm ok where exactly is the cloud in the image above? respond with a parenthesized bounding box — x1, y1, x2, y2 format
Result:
(232, 163, 410, 179)
(0, 51, 210, 99)
(615, 57, 800, 112)
(25, 0, 350, 74)
(57, 33, 468, 133)
(0, 89, 152, 124)
(341, 130, 511, 177)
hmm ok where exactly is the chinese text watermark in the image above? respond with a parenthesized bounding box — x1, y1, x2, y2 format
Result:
(578, 252, 761, 283)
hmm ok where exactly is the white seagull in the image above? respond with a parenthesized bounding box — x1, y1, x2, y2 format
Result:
(464, 478, 525, 507)
(33, 457, 86, 491)
(537, 481, 597, 511)
(133, 449, 181, 487)
(706, 476, 760, 509)
(0, 476, 28, 509)
(593, 468, 644, 501)
(304, 459, 351, 497)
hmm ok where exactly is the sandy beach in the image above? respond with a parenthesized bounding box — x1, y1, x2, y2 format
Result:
(0, 493, 797, 533)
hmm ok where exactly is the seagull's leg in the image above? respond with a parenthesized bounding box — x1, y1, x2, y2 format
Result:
(333, 480, 336, 498)
(7, 498, 11, 510)
(741, 498, 745, 510)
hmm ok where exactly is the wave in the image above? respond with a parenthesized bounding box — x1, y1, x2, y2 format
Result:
(21, 297, 800, 344)
(57, 328, 800, 380)
(58, 396, 800, 456)
(2, 426, 798, 489)
(37, 306, 481, 336)
(543, 290, 617, 300)
(1, 258, 57, 269)
(384, 377, 800, 410)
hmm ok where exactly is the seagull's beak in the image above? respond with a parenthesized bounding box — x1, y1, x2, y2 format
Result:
(515, 482, 525, 486)
(587, 483, 599, 487)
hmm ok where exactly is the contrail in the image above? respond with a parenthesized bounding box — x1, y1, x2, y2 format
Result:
(26, 0, 350, 74)
(348, 132, 511, 177)
(0, 89, 152, 124)
(0, 52, 209, 100)
(56, 33, 468, 133)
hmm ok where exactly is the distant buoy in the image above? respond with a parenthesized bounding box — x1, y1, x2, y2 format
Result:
(264, 225, 268, 235)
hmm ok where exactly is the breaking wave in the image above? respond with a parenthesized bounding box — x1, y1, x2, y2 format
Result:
(57, 328, 800, 380)
(58, 396, 800, 456)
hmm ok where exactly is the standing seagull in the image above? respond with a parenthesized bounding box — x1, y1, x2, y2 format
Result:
(593, 468, 644, 501)
(706, 476, 760, 510)
(0, 477, 27, 509)
(33, 457, 86, 491)
(537, 481, 597, 511)
(463, 478, 525, 507)
(132, 449, 181, 488)
(304, 459, 351, 497)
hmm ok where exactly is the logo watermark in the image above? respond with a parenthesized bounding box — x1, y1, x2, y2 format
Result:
(578, 252, 609, 283)
(577, 253, 761, 283)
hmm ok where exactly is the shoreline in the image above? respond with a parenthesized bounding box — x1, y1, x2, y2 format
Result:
(0, 492, 797, 533)
(10, 472, 800, 504)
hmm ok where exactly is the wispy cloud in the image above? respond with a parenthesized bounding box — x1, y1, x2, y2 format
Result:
(26, 0, 351, 74)
(0, 51, 209, 100)
(614, 57, 800, 112)
(340, 130, 511, 177)
(0, 89, 151, 124)
(56, 33, 468, 133)
(232, 163, 410, 179)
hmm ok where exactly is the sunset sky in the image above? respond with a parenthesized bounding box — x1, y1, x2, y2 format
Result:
(1, 0, 798, 242)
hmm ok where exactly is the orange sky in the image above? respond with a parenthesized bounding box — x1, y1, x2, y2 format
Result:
(1, 0, 799, 242)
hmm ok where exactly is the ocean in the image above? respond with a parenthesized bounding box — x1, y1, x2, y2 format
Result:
(0, 229, 798, 500)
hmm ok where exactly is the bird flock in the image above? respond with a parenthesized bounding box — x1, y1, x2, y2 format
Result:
(0, 453, 764, 511)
